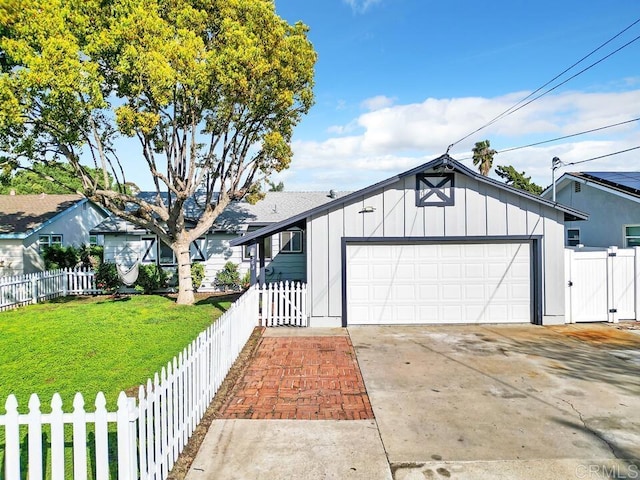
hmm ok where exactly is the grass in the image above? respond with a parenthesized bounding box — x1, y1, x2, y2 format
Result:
(0, 294, 233, 411)
(0, 293, 236, 480)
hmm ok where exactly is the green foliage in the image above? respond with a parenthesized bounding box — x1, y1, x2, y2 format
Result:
(42, 244, 80, 270)
(0, 162, 112, 194)
(0, 0, 317, 304)
(241, 269, 251, 289)
(134, 264, 169, 294)
(95, 262, 121, 293)
(267, 179, 284, 192)
(214, 261, 241, 291)
(472, 139, 497, 177)
(496, 165, 543, 195)
(42, 243, 103, 270)
(191, 262, 205, 292)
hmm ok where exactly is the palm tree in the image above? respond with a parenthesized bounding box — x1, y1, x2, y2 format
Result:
(472, 140, 497, 176)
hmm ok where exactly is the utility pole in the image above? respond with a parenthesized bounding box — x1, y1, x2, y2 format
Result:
(552, 157, 562, 202)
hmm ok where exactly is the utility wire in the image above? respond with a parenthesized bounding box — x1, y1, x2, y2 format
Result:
(498, 117, 640, 154)
(563, 146, 640, 166)
(446, 17, 640, 152)
(456, 116, 640, 160)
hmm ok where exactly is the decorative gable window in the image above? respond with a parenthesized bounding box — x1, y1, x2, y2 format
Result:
(415, 173, 454, 207)
(625, 225, 640, 247)
(280, 230, 303, 253)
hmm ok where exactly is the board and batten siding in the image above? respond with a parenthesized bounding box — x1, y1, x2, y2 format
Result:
(306, 172, 567, 326)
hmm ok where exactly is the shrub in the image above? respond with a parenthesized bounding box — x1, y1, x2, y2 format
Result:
(95, 262, 120, 294)
(134, 264, 169, 294)
(241, 270, 251, 289)
(191, 263, 205, 292)
(80, 244, 104, 269)
(214, 261, 240, 291)
(42, 244, 80, 270)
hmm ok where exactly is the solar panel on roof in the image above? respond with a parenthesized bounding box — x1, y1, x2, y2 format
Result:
(583, 172, 640, 194)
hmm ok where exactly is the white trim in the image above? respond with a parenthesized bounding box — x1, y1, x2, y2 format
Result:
(623, 224, 640, 248)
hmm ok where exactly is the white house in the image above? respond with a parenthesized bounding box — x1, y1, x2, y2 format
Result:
(90, 191, 348, 290)
(232, 155, 588, 327)
(0, 193, 110, 276)
(542, 171, 640, 248)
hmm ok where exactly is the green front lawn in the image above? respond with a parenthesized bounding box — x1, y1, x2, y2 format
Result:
(0, 294, 232, 412)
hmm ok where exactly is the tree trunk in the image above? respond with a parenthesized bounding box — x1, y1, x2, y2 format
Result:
(175, 241, 194, 305)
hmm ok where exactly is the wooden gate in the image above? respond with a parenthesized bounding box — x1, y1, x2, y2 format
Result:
(565, 247, 639, 323)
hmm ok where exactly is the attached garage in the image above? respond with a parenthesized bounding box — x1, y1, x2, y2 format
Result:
(232, 154, 587, 327)
(345, 240, 535, 325)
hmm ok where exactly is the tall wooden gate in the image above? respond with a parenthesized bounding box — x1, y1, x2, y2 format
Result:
(565, 247, 639, 323)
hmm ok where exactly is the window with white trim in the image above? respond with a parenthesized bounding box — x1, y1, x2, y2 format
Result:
(38, 234, 62, 252)
(279, 230, 303, 253)
(624, 225, 640, 247)
(89, 235, 99, 246)
(567, 228, 580, 247)
(159, 241, 176, 266)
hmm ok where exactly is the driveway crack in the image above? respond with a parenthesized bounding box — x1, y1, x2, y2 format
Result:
(561, 398, 620, 459)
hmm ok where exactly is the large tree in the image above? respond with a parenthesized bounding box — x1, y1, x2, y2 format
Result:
(472, 139, 497, 176)
(495, 165, 543, 195)
(0, 0, 316, 304)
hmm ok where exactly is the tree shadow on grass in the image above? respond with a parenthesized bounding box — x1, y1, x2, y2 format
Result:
(194, 293, 242, 312)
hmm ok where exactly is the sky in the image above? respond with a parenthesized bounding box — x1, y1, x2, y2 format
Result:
(256, 0, 640, 193)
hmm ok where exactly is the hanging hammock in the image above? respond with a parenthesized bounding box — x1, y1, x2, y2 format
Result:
(117, 261, 140, 286)
(116, 239, 140, 286)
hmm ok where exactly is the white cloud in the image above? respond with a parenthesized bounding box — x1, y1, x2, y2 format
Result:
(360, 95, 395, 111)
(343, 0, 382, 14)
(284, 89, 640, 192)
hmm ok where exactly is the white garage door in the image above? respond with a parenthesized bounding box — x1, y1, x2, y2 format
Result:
(346, 242, 531, 325)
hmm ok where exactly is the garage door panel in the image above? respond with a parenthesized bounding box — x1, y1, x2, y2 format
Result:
(347, 242, 531, 325)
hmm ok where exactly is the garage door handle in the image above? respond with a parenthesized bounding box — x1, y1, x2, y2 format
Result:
(567, 280, 573, 287)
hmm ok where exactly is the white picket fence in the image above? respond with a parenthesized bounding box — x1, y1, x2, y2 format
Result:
(0, 285, 259, 480)
(0, 268, 99, 311)
(258, 281, 308, 327)
(565, 246, 640, 323)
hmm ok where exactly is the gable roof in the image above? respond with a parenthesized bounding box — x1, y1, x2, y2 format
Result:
(0, 194, 86, 237)
(544, 171, 640, 203)
(90, 191, 350, 235)
(231, 154, 589, 247)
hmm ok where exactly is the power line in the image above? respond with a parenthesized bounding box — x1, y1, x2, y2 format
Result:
(446, 16, 640, 152)
(456, 116, 640, 160)
(563, 146, 640, 166)
(498, 117, 640, 154)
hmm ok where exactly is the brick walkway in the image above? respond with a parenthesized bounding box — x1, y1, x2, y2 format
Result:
(221, 336, 374, 420)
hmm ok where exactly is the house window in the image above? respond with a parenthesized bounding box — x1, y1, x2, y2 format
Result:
(624, 226, 640, 247)
(567, 228, 580, 247)
(279, 230, 303, 253)
(159, 241, 176, 266)
(89, 235, 98, 246)
(38, 234, 63, 252)
(243, 236, 272, 260)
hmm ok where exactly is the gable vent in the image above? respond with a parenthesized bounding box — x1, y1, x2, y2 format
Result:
(574, 182, 581, 193)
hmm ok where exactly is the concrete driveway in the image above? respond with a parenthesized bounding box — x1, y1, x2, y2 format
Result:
(349, 323, 640, 479)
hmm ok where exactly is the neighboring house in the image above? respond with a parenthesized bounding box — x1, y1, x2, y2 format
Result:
(90, 191, 348, 289)
(541, 171, 640, 248)
(232, 154, 588, 327)
(0, 193, 110, 276)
